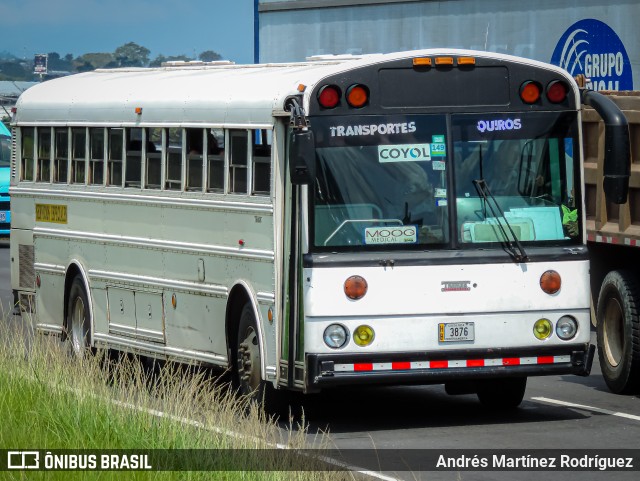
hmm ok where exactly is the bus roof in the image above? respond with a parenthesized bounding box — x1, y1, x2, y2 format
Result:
(14, 49, 574, 128)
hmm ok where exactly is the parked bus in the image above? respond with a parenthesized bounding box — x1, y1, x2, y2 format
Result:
(0, 122, 11, 237)
(10, 50, 630, 407)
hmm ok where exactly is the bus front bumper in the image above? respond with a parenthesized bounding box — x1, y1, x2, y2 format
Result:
(306, 343, 594, 390)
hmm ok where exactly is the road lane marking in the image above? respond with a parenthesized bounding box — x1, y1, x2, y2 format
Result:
(532, 397, 640, 422)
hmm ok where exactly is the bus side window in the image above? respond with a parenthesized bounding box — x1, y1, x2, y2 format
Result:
(21, 127, 35, 182)
(166, 128, 183, 190)
(252, 129, 271, 196)
(71, 128, 86, 184)
(207, 128, 225, 193)
(108, 128, 124, 187)
(186, 128, 203, 191)
(54, 128, 69, 183)
(146, 127, 162, 190)
(89, 128, 105, 185)
(125, 127, 143, 188)
(37, 127, 51, 183)
(229, 130, 248, 194)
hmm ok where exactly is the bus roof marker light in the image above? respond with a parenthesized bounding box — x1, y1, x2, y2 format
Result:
(540, 270, 561, 295)
(457, 57, 476, 66)
(346, 84, 369, 108)
(317, 85, 341, 109)
(520, 81, 542, 104)
(546, 80, 568, 103)
(135, 107, 143, 115)
(413, 57, 432, 67)
(435, 57, 454, 66)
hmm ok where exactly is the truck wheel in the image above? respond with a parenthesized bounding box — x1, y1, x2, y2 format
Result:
(477, 377, 526, 409)
(596, 270, 640, 394)
(235, 304, 266, 401)
(66, 276, 92, 358)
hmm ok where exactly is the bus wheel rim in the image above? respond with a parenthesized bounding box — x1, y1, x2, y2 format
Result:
(603, 297, 624, 368)
(71, 296, 85, 355)
(238, 327, 260, 393)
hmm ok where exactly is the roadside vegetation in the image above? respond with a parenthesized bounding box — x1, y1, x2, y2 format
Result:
(0, 313, 350, 480)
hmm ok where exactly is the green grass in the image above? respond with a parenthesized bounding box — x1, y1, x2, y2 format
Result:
(0, 316, 352, 480)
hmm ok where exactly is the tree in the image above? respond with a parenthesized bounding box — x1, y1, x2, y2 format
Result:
(114, 42, 150, 67)
(0, 62, 29, 80)
(199, 50, 222, 62)
(76, 53, 115, 70)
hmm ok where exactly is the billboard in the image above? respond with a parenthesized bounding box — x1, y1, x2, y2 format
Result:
(33, 54, 48, 75)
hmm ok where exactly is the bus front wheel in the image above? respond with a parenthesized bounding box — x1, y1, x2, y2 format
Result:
(235, 304, 266, 400)
(596, 270, 640, 394)
(66, 276, 92, 358)
(476, 377, 526, 409)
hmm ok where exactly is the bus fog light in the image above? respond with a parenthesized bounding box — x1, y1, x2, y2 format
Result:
(354, 325, 375, 347)
(556, 316, 578, 340)
(533, 318, 553, 340)
(323, 324, 348, 349)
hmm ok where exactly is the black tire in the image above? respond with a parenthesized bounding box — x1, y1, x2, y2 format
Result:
(235, 304, 266, 401)
(596, 270, 640, 394)
(476, 377, 527, 409)
(66, 276, 92, 357)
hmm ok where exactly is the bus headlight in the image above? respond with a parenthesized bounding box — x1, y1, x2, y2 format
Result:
(556, 316, 578, 340)
(533, 318, 553, 340)
(323, 324, 348, 349)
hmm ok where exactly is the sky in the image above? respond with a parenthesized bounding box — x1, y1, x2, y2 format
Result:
(0, 0, 256, 64)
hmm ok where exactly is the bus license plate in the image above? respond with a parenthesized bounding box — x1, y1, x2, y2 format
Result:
(439, 322, 475, 342)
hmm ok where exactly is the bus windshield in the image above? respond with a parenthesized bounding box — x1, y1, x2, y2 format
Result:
(311, 114, 449, 249)
(310, 111, 580, 250)
(453, 112, 580, 245)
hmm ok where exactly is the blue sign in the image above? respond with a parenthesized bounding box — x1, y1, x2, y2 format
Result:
(551, 19, 633, 91)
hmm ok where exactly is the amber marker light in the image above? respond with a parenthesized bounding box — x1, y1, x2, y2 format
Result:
(344, 275, 368, 300)
(457, 57, 476, 65)
(435, 56, 454, 66)
(354, 325, 375, 347)
(413, 57, 432, 67)
(520, 81, 542, 104)
(346, 84, 369, 108)
(135, 107, 143, 115)
(540, 270, 561, 295)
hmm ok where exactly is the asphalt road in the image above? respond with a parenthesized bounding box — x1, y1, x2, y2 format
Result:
(1, 245, 638, 480)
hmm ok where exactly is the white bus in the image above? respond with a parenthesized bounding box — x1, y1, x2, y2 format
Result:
(10, 50, 630, 407)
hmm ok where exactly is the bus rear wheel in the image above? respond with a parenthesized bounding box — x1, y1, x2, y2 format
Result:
(476, 377, 526, 409)
(66, 276, 92, 358)
(596, 270, 640, 394)
(235, 304, 266, 401)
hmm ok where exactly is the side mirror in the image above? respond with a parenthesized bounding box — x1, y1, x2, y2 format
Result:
(289, 130, 315, 185)
(582, 89, 631, 204)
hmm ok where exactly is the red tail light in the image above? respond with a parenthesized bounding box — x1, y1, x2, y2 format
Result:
(346, 84, 369, 108)
(546, 80, 568, 103)
(520, 81, 542, 104)
(318, 85, 341, 109)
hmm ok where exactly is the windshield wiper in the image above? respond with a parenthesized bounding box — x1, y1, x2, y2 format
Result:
(473, 178, 528, 263)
